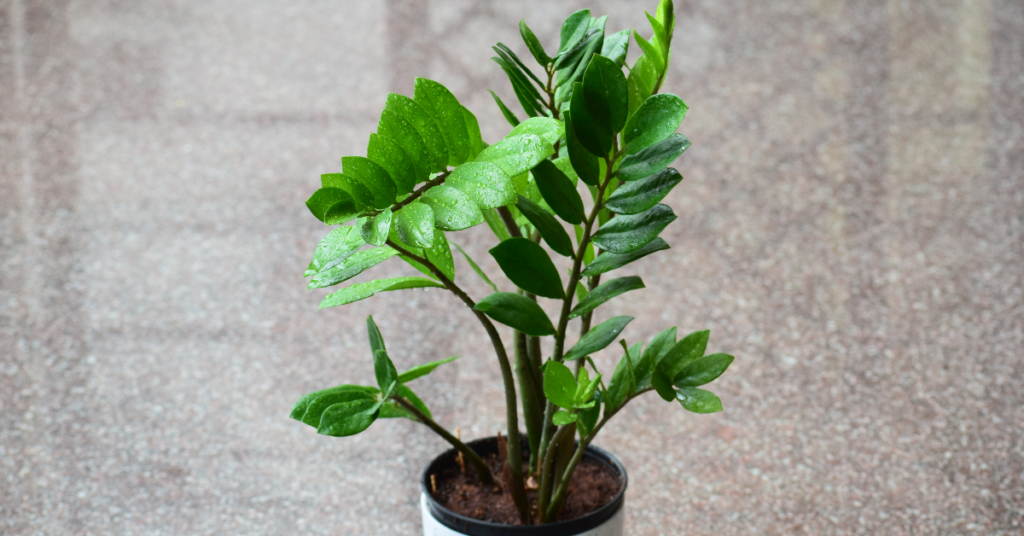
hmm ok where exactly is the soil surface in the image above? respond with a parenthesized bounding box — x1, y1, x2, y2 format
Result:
(430, 453, 621, 525)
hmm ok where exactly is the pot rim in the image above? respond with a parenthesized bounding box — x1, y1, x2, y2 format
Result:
(420, 436, 628, 536)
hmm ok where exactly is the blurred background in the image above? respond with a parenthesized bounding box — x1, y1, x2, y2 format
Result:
(1, 0, 1022, 534)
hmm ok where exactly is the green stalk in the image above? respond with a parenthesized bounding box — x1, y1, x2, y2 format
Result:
(514, 328, 543, 473)
(391, 396, 494, 486)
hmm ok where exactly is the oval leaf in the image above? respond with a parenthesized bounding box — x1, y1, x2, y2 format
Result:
(591, 204, 676, 254)
(581, 237, 670, 276)
(542, 360, 578, 409)
(565, 111, 600, 186)
(489, 237, 564, 300)
(421, 185, 483, 231)
(673, 353, 734, 387)
(606, 167, 683, 215)
(447, 161, 517, 210)
(508, 117, 564, 147)
(569, 81, 611, 156)
(378, 108, 433, 179)
(308, 247, 399, 289)
(622, 93, 688, 155)
(676, 387, 723, 414)
(552, 410, 578, 425)
(367, 133, 420, 195)
(658, 329, 710, 381)
(385, 93, 449, 173)
(342, 156, 398, 209)
(616, 134, 690, 182)
(414, 78, 471, 167)
(321, 173, 375, 211)
(319, 277, 444, 309)
(515, 195, 574, 257)
(474, 292, 556, 336)
(532, 160, 586, 225)
(394, 202, 435, 248)
(474, 134, 554, 177)
(563, 315, 634, 361)
(360, 209, 392, 246)
(291, 385, 378, 426)
(317, 399, 380, 437)
(583, 54, 628, 134)
(306, 225, 366, 276)
(306, 187, 354, 223)
(568, 276, 645, 319)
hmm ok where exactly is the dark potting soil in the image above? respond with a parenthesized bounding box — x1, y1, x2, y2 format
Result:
(429, 453, 621, 525)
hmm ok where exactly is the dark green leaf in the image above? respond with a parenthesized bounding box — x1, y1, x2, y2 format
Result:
(616, 134, 690, 182)
(453, 243, 499, 292)
(421, 185, 484, 231)
(532, 159, 586, 225)
(674, 353, 734, 387)
(563, 316, 633, 361)
(398, 355, 460, 383)
(658, 329, 709, 381)
(488, 89, 521, 127)
(577, 397, 601, 437)
(372, 348, 398, 397)
(583, 54, 629, 134)
(650, 369, 675, 401)
(306, 188, 354, 223)
(306, 226, 365, 276)
(414, 78, 471, 167)
(607, 348, 637, 409)
(367, 133, 419, 196)
(474, 134, 554, 177)
(291, 384, 378, 426)
(591, 203, 676, 254)
(516, 195, 574, 257)
(495, 43, 545, 89)
(489, 237, 564, 299)
(308, 247, 399, 289)
(492, 55, 543, 118)
(601, 30, 630, 67)
(319, 277, 444, 309)
(378, 108, 433, 179)
(565, 111, 600, 186)
(581, 237, 670, 276)
(570, 81, 611, 156)
(622, 93, 688, 155)
(508, 117, 563, 147)
(568, 276, 645, 319)
(447, 161, 517, 209)
(474, 292, 556, 336)
(542, 360, 577, 408)
(321, 173, 375, 211)
(366, 315, 388, 355)
(676, 387, 723, 414)
(462, 106, 486, 159)
(626, 55, 658, 122)
(317, 399, 380, 437)
(394, 202, 435, 248)
(520, 19, 551, 66)
(552, 410, 578, 425)
(606, 167, 683, 215)
(555, 30, 604, 102)
(626, 341, 651, 391)
(424, 229, 455, 281)
(360, 209, 392, 246)
(644, 326, 678, 370)
(384, 94, 449, 173)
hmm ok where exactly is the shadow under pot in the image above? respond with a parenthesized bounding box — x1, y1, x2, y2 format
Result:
(420, 436, 628, 536)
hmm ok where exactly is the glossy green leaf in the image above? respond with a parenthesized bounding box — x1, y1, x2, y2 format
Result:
(447, 161, 517, 209)
(474, 134, 554, 177)
(380, 383, 432, 420)
(306, 225, 365, 276)
(398, 355, 460, 383)
(601, 29, 630, 67)
(367, 133, 419, 196)
(495, 43, 545, 88)
(462, 106, 486, 159)
(553, 410, 578, 425)
(626, 55, 658, 122)
(319, 277, 444, 309)
(516, 195, 574, 257)
(616, 134, 690, 182)
(321, 173, 375, 211)
(606, 167, 683, 215)
(317, 398, 380, 437)
(532, 159, 586, 225)
(674, 353, 734, 387)
(508, 117, 564, 147)
(308, 248, 399, 289)
(385, 94, 449, 173)
(577, 396, 601, 437)
(568, 276, 645, 319)
(591, 204, 676, 254)
(644, 326, 678, 370)
(606, 348, 636, 410)
(424, 229, 455, 281)
(581, 237, 670, 276)
(291, 384, 378, 426)
(414, 78, 471, 167)
(558, 10, 591, 53)
(421, 185, 484, 231)
(492, 55, 543, 118)
(658, 329, 709, 380)
(622, 93, 688, 155)
(676, 387, 723, 414)
(625, 341, 649, 390)
(645, 12, 667, 52)
(570, 81, 611, 156)
(563, 316, 633, 361)
(489, 237, 564, 299)
(371, 338, 399, 396)
(453, 243, 499, 293)
(650, 368, 675, 401)
(632, 30, 664, 74)
(488, 89, 521, 127)
(378, 108, 433, 179)
(542, 359, 578, 408)
(394, 202, 435, 248)
(656, 0, 676, 38)
(306, 188, 354, 223)
(520, 19, 551, 66)
(565, 111, 600, 186)
(574, 367, 600, 407)
(474, 292, 556, 336)
(555, 28, 601, 78)
(361, 209, 392, 246)
(583, 54, 629, 135)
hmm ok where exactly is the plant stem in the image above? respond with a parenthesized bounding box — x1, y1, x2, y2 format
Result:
(391, 396, 495, 486)
(368, 170, 451, 216)
(496, 206, 523, 238)
(514, 328, 543, 474)
(384, 239, 530, 523)
(537, 423, 574, 523)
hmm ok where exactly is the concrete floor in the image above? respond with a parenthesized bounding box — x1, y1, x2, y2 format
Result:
(2, 0, 1022, 534)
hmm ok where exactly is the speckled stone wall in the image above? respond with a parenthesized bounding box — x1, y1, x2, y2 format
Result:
(1, 0, 1022, 534)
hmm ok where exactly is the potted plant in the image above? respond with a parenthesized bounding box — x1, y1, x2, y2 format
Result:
(290, 1, 735, 533)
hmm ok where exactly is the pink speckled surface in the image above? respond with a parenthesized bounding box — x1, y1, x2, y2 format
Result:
(1, 0, 1022, 534)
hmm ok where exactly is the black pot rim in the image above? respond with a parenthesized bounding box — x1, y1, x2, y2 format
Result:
(421, 436, 628, 536)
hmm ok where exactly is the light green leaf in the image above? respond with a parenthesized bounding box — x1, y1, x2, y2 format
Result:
(319, 277, 444, 309)
(673, 353, 734, 387)
(574, 367, 600, 407)
(306, 225, 365, 276)
(591, 204, 676, 254)
(344, 157, 402, 209)
(622, 93, 688, 155)
(421, 185, 484, 231)
(378, 108, 432, 180)
(607, 345, 637, 409)
(398, 355, 460, 383)
(515, 195, 574, 257)
(379, 383, 432, 420)
(553, 410, 578, 425)
(568, 276, 645, 319)
(509, 117, 564, 147)
(385, 93, 449, 173)
(453, 243, 499, 293)
(632, 30, 664, 74)
(306, 187, 355, 223)
(532, 159, 586, 225)
(542, 360, 578, 408)
(616, 134, 690, 182)
(570, 81, 611, 156)
(601, 29, 630, 67)
(676, 387, 723, 414)
(394, 202, 435, 248)
(626, 55, 658, 123)
(583, 54, 629, 134)
(489, 237, 564, 299)
(564, 316, 634, 361)
(367, 133, 419, 196)
(321, 173, 375, 211)
(488, 89, 521, 127)
(317, 399, 381, 437)
(424, 229, 455, 281)
(360, 209, 392, 246)
(658, 329, 709, 380)
(447, 161, 517, 209)
(462, 106, 486, 159)
(473, 134, 554, 177)
(415, 78, 471, 167)
(308, 247, 399, 289)
(474, 292, 556, 336)
(644, 327, 678, 372)
(606, 167, 683, 215)
(291, 384, 378, 427)
(581, 237, 670, 276)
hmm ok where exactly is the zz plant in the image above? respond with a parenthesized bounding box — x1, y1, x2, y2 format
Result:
(291, 0, 734, 524)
